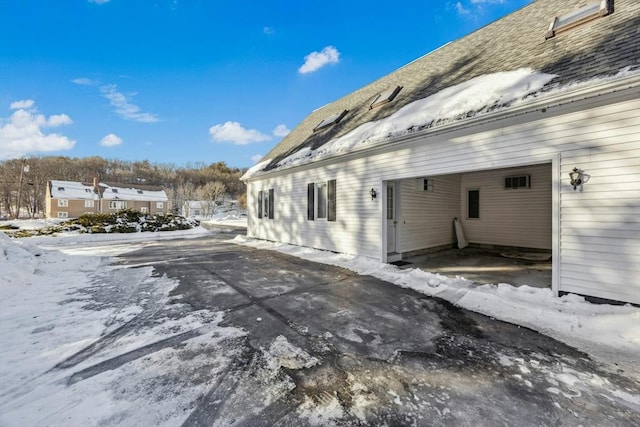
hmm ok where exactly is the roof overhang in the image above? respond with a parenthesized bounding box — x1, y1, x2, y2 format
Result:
(243, 72, 640, 182)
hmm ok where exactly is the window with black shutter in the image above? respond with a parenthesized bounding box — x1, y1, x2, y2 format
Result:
(307, 183, 315, 220)
(268, 189, 274, 219)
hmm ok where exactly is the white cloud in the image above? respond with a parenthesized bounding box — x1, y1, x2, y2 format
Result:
(10, 100, 35, 110)
(100, 84, 158, 123)
(0, 101, 75, 160)
(298, 46, 340, 74)
(100, 133, 123, 147)
(454, 0, 508, 16)
(273, 124, 290, 137)
(455, 2, 471, 15)
(72, 77, 97, 86)
(263, 26, 274, 35)
(88, 0, 110, 4)
(251, 154, 264, 164)
(44, 114, 73, 127)
(209, 121, 271, 145)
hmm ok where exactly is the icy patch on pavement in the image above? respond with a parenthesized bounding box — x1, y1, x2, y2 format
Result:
(265, 335, 319, 370)
(233, 235, 640, 380)
(496, 353, 640, 411)
(297, 394, 346, 426)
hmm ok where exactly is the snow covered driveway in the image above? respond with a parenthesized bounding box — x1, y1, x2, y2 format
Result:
(1, 230, 639, 426)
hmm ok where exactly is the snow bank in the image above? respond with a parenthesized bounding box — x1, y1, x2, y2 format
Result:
(232, 236, 640, 380)
(0, 229, 246, 426)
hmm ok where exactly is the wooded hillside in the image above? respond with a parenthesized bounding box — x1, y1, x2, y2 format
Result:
(0, 156, 247, 218)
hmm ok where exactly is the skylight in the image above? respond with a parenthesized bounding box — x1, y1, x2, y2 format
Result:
(137, 190, 144, 194)
(370, 86, 402, 109)
(313, 110, 348, 132)
(57, 187, 65, 191)
(112, 189, 118, 193)
(546, 0, 610, 39)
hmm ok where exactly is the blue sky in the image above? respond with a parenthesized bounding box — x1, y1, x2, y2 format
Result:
(0, 0, 532, 168)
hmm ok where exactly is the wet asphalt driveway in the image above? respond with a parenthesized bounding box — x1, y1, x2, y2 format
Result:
(109, 232, 639, 426)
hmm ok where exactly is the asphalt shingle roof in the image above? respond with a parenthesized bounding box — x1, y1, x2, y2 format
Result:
(261, 0, 639, 172)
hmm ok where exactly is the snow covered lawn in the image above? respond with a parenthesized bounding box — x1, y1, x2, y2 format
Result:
(0, 228, 247, 425)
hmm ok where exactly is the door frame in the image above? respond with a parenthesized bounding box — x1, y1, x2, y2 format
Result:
(381, 180, 402, 262)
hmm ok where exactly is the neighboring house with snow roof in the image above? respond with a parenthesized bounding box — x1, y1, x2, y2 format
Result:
(46, 179, 169, 219)
(183, 199, 239, 218)
(46, 179, 101, 219)
(181, 200, 212, 218)
(242, 0, 640, 304)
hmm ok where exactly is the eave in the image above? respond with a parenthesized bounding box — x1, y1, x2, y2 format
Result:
(243, 72, 640, 182)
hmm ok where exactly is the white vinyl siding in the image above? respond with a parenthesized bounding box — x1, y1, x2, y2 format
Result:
(400, 175, 460, 252)
(247, 89, 639, 303)
(559, 144, 640, 304)
(460, 164, 552, 250)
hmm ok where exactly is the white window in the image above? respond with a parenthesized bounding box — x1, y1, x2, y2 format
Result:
(546, 0, 610, 39)
(85, 200, 94, 207)
(57, 199, 68, 207)
(109, 201, 127, 210)
(416, 178, 434, 192)
(141, 207, 148, 213)
(317, 183, 327, 219)
(307, 180, 336, 221)
(156, 202, 164, 208)
(257, 189, 274, 219)
(57, 212, 68, 218)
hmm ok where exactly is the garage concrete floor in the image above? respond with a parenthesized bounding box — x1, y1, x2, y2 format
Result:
(402, 247, 552, 289)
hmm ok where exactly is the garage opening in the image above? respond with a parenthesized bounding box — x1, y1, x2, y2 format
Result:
(391, 164, 552, 288)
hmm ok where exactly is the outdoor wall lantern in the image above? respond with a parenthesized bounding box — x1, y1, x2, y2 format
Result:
(370, 188, 377, 200)
(569, 167, 583, 191)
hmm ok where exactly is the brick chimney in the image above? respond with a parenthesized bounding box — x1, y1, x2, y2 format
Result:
(93, 177, 99, 193)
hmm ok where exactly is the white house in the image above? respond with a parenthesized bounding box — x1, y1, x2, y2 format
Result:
(242, 0, 640, 304)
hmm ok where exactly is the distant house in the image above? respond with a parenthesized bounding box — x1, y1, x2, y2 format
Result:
(183, 198, 239, 218)
(46, 179, 169, 219)
(182, 201, 212, 218)
(242, 0, 640, 304)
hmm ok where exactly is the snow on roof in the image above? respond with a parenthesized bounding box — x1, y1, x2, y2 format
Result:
(50, 180, 99, 200)
(243, 66, 639, 179)
(241, 158, 273, 180)
(101, 184, 168, 201)
(273, 68, 556, 170)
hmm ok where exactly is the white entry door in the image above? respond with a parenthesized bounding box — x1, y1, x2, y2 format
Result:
(386, 182, 398, 254)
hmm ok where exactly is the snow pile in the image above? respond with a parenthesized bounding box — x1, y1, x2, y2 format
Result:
(0, 230, 246, 426)
(233, 235, 640, 380)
